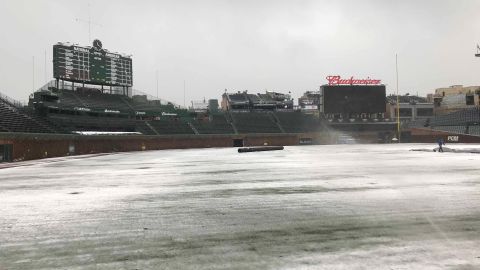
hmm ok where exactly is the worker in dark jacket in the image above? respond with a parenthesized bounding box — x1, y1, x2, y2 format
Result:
(437, 138, 445, 152)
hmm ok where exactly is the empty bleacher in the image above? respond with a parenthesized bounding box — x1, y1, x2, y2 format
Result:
(275, 112, 322, 133)
(35, 89, 131, 113)
(404, 107, 480, 137)
(56, 90, 86, 108)
(432, 126, 466, 134)
(0, 100, 58, 133)
(468, 125, 480, 136)
(47, 114, 136, 132)
(67, 90, 132, 113)
(147, 119, 195, 135)
(135, 121, 157, 135)
(228, 93, 249, 103)
(404, 118, 429, 128)
(6, 87, 352, 136)
(130, 101, 184, 116)
(35, 89, 192, 118)
(430, 107, 480, 126)
(191, 114, 234, 134)
(230, 112, 281, 133)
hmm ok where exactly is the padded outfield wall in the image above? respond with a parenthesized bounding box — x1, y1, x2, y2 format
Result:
(0, 132, 336, 162)
(407, 128, 480, 143)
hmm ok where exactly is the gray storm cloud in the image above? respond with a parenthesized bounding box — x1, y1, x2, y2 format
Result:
(1, 0, 479, 104)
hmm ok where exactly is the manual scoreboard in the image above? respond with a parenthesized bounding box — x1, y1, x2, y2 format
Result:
(53, 40, 132, 87)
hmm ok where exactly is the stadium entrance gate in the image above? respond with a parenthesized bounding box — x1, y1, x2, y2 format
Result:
(0, 144, 13, 162)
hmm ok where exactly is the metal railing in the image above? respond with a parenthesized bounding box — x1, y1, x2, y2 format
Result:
(0, 91, 25, 108)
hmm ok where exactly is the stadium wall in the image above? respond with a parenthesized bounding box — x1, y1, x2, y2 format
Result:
(408, 128, 480, 143)
(0, 132, 335, 162)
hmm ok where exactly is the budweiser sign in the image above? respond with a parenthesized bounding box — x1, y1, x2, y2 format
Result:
(326, 75, 381, 86)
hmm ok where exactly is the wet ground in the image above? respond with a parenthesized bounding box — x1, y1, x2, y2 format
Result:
(1, 144, 480, 269)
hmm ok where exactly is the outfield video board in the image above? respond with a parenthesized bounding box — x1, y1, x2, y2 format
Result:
(53, 40, 132, 87)
(321, 85, 386, 114)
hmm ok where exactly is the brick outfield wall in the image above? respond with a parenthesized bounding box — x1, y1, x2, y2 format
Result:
(0, 132, 336, 162)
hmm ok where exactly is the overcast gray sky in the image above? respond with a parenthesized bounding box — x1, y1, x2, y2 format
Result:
(1, 0, 480, 105)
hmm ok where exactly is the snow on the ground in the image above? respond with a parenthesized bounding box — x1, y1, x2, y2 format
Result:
(0, 144, 479, 269)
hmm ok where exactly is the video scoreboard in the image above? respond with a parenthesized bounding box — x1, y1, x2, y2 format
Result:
(53, 40, 132, 87)
(321, 85, 386, 114)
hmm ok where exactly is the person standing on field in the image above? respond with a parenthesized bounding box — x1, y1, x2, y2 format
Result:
(437, 138, 445, 152)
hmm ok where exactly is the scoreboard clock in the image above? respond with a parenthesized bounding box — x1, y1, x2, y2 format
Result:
(93, 39, 102, 50)
(53, 40, 132, 87)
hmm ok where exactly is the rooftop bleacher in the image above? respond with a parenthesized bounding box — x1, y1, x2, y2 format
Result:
(247, 94, 262, 104)
(227, 93, 249, 104)
(387, 95, 429, 104)
(224, 90, 293, 111)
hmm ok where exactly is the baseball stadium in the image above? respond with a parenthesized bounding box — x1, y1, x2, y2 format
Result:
(1, 36, 480, 270)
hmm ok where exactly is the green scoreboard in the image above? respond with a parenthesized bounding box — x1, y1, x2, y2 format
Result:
(53, 40, 133, 87)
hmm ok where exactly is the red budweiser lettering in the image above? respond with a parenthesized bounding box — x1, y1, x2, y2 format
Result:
(326, 75, 381, 86)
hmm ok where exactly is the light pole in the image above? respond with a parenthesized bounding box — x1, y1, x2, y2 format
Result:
(396, 54, 401, 143)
